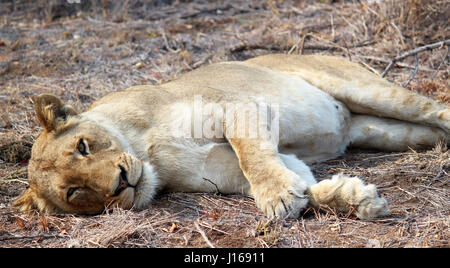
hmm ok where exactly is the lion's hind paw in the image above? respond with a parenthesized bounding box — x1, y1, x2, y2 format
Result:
(309, 174, 389, 220)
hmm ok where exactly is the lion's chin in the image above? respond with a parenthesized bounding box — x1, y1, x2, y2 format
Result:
(132, 162, 159, 210)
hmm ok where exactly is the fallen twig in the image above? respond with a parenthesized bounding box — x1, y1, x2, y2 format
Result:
(430, 46, 450, 81)
(359, 55, 436, 72)
(234, 35, 257, 56)
(179, 4, 234, 19)
(194, 220, 215, 248)
(381, 39, 450, 78)
(202, 177, 222, 195)
(265, 0, 279, 17)
(403, 54, 418, 87)
(160, 28, 180, 53)
(231, 41, 373, 54)
(197, 221, 231, 235)
(0, 234, 65, 241)
(192, 54, 213, 68)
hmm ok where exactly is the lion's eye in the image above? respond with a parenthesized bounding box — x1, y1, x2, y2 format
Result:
(67, 187, 79, 200)
(77, 139, 89, 156)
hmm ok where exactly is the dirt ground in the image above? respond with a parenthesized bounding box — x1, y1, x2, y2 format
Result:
(0, 0, 449, 248)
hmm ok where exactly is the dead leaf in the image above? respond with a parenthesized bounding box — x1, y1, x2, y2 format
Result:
(169, 222, 178, 233)
(15, 217, 26, 230)
(39, 215, 49, 231)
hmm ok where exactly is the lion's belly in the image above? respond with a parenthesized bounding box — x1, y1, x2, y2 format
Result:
(252, 70, 353, 163)
(277, 90, 352, 163)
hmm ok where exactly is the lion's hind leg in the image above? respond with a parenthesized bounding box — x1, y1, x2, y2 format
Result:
(348, 114, 449, 151)
(307, 174, 389, 219)
(305, 56, 450, 134)
(247, 54, 450, 134)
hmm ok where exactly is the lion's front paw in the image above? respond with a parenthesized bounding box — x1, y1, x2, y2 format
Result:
(251, 171, 309, 219)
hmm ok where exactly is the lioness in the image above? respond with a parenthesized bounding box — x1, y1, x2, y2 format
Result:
(14, 54, 449, 219)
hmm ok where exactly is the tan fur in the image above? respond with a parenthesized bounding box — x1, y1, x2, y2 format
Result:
(14, 55, 449, 219)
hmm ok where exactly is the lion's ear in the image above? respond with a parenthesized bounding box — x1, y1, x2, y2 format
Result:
(31, 94, 77, 132)
(13, 188, 55, 213)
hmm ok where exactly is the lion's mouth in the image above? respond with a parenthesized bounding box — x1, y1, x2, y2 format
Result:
(112, 165, 136, 197)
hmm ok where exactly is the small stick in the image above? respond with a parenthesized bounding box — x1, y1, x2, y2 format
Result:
(265, 0, 279, 17)
(430, 46, 449, 81)
(357, 58, 381, 76)
(235, 35, 257, 56)
(342, 39, 352, 61)
(231, 39, 373, 54)
(202, 177, 222, 195)
(381, 39, 450, 78)
(0, 234, 64, 241)
(403, 54, 418, 87)
(298, 33, 309, 55)
(197, 221, 231, 235)
(192, 54, 213, 68)
(359, 55, 436, 72)
(160, 28, 179, 53)
(194, 220, 215, 248)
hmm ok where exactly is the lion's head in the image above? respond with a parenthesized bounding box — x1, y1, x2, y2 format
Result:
(14, 94, 158, 214)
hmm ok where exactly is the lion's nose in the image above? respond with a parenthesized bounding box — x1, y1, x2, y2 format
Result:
(113, 165, 133, 196)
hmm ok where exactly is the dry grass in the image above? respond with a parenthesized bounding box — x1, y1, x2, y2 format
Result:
(0, 0, 449, 248)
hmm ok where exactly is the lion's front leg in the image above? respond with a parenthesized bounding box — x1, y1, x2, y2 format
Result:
(227, 138, 309, 218)
(308, 174, 389, 219)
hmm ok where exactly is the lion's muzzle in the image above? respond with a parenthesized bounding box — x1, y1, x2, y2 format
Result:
(113, 164, 136, 197)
